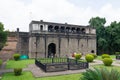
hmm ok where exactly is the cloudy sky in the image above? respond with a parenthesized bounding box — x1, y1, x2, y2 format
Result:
(0, 0, 120, 32)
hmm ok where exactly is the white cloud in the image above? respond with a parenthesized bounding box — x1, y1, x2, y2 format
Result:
(0, 0, 29, 31)
(100, 3, 120, 25)
(0, 0, 120, 31)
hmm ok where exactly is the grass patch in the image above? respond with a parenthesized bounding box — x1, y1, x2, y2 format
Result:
(96, 55, 115, 60)
(93, 64, 120, 71)
(6, 58, 86, 69)
(6, 59, 34, 69)
(2, 71, 82, 80)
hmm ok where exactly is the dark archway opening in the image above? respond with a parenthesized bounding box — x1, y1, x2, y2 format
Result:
(66, 27, 70, 33)
(81, 28, 85, 34)
(48, 43, 56, 58)
(60, 26, 65, 32)
(40, 25, 43, 31)
(71, 27, 76, 33)
(48, 25, 53, 32)
(76, 28, 80, 33)
(91, 50, 95, 53)
(54, 26, 59, 32)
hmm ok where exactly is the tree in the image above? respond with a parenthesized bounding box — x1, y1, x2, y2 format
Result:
(105, 21, 120, 54)
(89, 17, 106, 29)
(0, 22, 8, 50)
(89, 17, 106, 55)
(89, 16, 120, 54)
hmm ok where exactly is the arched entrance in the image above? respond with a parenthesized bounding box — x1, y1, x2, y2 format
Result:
(48, 43, 56, 58)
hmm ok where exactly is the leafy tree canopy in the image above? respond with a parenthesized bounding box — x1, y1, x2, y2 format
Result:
(89, 17, 120, 55)
(0, 22, 8, 50)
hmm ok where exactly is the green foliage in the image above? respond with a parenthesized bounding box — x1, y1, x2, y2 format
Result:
(89, 17, 106, 28)
(115, 52, 120, 55)
(2, 71, 82, 80)
(102, 54, 110, 59)
(89, 17, 120, 55)
(13, 54, 20, 61)
(88, 53, 97, 59)
(102, 58, 113, 66)
(89, 17, 120, 54)
(89, 17, 107, 55)
(74, 53, 82, 60)
(85, 54, 94, 62)
(6, 59, 34, 69)
(14, 68, 22, 76)
(0, 59, 2, 66)
(105, 21, 120, 54)
(81, 68, 120, 80)
(0, 22, 8, 50)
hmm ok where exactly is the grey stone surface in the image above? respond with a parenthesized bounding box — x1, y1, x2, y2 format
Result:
(16, 20, 96, 58)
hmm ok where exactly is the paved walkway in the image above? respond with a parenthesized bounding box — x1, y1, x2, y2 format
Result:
(0, 61, 7, 76)
(26, 64, 86, 77)
(1, 59, 120, 77)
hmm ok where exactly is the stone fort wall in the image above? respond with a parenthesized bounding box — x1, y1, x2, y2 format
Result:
(29, 33, 96, 58)
(15, 20, 96, 58)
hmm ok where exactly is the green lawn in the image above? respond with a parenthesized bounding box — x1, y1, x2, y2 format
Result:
(3, 56, 120, 80)
(1, 71, 82, 80)
(6, 59, 34, 69)
(93, 64, 120, 71)
(5, 55, 116, 69)
(96, 55, 115, 60)
(2, 64, 120, 80)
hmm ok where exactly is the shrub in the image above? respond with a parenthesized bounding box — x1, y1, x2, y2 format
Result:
(74, 53, 82, 60)
(81, 68, 120, 80)
(103, 58, 113, 66)
(87, 53, 97, 59)
(92, 54, 97, 59)
(0, 59, 2, 66)
(13, 53, 20, 61)
(85, 54, 94, 62)
(102, 54, 110, 59)
(14, 68, 22, 76)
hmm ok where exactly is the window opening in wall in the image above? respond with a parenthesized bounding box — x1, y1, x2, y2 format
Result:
(54, 26, 59, 32)
(48, 25, 53, 32)
(60, 26, 65, 32)
(77, 28, 80, 33)
(71, 27, 76, 33)
(66, 27, 70, 33)
(91, 50, 95, 53)
(40, 25, 43, 31)
(81, 28, 85, 34)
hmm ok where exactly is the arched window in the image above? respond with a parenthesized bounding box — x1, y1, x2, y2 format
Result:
(81, 28, 85, 34)
(54, 26, 59, 32)
(40, 25, 43, 31)
(48, 25, 53, 32)
(66, 27, 70, 33)
(60, 26, 65, 32)
(91, 50, 95, 53)
(71, 27, 76, 33)
(76, 28, 80, 33)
